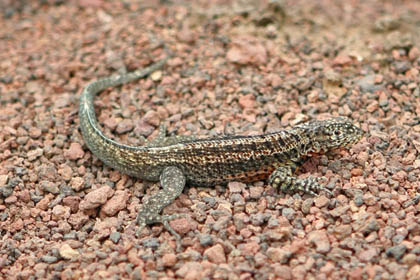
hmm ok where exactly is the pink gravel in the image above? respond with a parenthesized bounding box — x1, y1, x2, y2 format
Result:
(1, 0, 420, 279)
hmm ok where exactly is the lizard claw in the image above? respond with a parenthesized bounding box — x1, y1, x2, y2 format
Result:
(135, 216, 147, 238)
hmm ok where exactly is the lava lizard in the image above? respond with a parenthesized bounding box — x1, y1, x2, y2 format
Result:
(79, 58, 363, 240)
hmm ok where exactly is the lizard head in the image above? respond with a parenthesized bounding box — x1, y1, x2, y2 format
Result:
(297, 117, 364, 154)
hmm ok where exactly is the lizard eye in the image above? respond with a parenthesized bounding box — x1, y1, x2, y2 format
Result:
(334, 130, 342, 136)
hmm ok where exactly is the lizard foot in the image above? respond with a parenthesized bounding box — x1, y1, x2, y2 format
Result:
(269, 166, 332, 196)
(135, 211, 187, 251)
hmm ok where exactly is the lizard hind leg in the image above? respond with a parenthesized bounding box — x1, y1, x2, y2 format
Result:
(269, 165, 332, 196)
(135, 166, 187, 244)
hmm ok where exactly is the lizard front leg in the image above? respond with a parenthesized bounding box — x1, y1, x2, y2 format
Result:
(136, 166, 186, 240)
(269, 165, 332, 196)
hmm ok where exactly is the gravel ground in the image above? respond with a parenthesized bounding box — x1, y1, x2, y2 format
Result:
(1, 0, 420, 279)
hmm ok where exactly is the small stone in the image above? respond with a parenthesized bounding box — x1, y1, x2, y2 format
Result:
(373, 16, 400, 32)
(177, 27, 195, 44)
(226, 39, 267, 66)
(28, 127, 42, 139)
(402, 253, 417, 265)
(314, 195, 329, 208)
(101, 190, 129, 216)
(0, 175, 8, 187)
(228, 181, 245, 193)
(109, 232, 121, 243)
(378, 91, 389, 107)
(330, 206, 349, 217)
(314, 219, 325, 230)
(358, 247, 378, 262)
(202, 196, 217, 208)
(267, 73, 283, 89)
(239, 241, 260, 256)
(408, 47, 420, 60)
(357, 75, 382, 93)
(169, 217, 192, 235)
(307, 90, 319, 103)
(68, 212, 89, 229)
(142, 238, 160, 249)
(273, 265, 292, 280)
(27, 148, 43, 161)
(162, 253, 177, 267)
(103, 116, 118, 130)
(392, 61, 410, 74)
(59, 244, 80, 259)
(150, 70, 163, 81)
(351, 168, 363, 176)
(62, 196, 81, 213)
(334, 224, 352, 240)
(407, 265, 420, 279)
(266, 247, 292, 263)
(134, 121, 155, 137)
(386, 245, 406, 260)
(70, 177, 85, 192)
(36, 196, 51, 211)
(41, 255, 58, 264)
(354, 195, 364, 207)
(116, 119, 134, 134)
(93, 217, 119, 238)
(52, 205, 71, 220)
(265, 228, 290, 241)
(64, 143, 84, 161)
(333, 55, 352, 66)
(79, 186, 114, 211)
(142, 110, 160, 127)
(176, 262, 203, 279)
(249, 186, 264, 199)
(17, 190, 31, 203)
(392, 170, 407, 183)
(9, 218, 24, 232)
(238, 94, 255, 110)
(199, 234, 213, 247)
(58, 165, 73, 181)
(26, 80, 42, 93)
(255, 252, 268, 267)
(40, 180, 60, 194)
(282, 208, 295, 220)
(360, 219, 379, 235)
(240, 228, 253, 238)
(366, 101, 379, 113)
(308, 231, 330, 253)
(204, 244, 226, 264)
(301, 198, 313, 214)
(4, 195, 17, 204)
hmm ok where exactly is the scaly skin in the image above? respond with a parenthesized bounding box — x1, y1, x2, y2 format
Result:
(79, 58, 363, 243)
